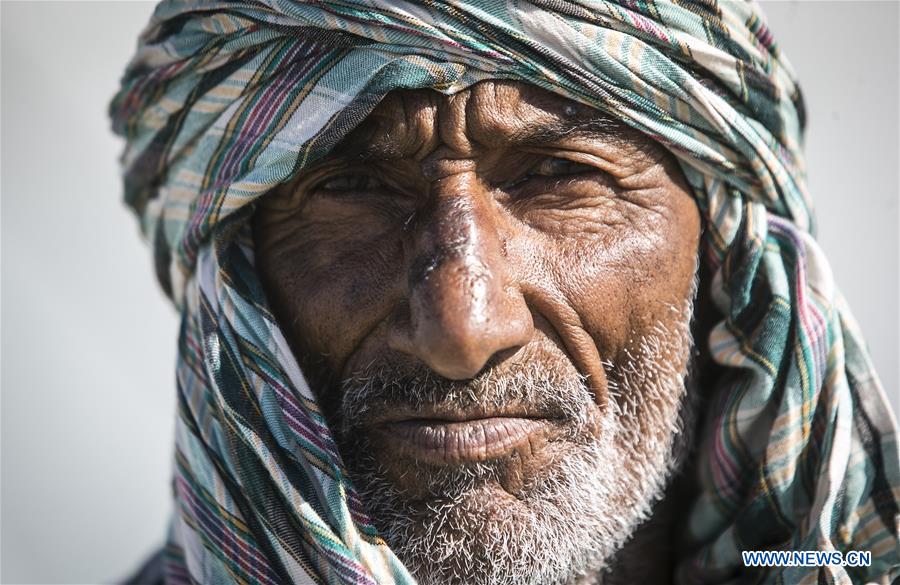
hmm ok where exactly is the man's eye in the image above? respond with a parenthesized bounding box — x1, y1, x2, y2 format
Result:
(317, 174, 383, 191)
(505, 157, 596, 190)
(531, 157, 595, 178)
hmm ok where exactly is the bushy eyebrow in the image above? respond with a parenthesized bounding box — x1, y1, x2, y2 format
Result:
(328, 133, 399, 162)
(328, 114, 633, 162)
(510, 116, 632, 148)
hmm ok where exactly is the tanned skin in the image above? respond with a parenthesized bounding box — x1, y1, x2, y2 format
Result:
(254, 81, 704, 584)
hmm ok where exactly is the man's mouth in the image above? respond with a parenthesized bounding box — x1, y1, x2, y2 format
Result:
(371, 414, 559, 464)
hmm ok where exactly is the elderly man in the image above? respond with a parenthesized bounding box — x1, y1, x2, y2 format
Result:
(112, 2, 899, 584)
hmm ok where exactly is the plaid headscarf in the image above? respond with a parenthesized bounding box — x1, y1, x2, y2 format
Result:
(110, 1, 900, 583)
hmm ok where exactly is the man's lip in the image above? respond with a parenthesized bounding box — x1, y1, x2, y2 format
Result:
(371, 416, 556, 464)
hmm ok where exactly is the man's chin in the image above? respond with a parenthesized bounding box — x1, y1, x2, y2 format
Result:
(346, 427, 654, 585)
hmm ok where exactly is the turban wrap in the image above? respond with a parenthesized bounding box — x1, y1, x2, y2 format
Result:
(110, 1, 900, 583)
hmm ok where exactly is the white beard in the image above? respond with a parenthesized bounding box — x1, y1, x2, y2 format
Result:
(337, 297, 697, 585)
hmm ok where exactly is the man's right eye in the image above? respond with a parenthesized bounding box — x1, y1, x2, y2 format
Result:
(317, 174, 383, 191)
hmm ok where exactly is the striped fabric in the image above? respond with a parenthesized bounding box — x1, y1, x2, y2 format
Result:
(110, 1, 900, 583)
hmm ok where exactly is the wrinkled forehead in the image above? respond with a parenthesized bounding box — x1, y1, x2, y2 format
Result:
(330, 80, 651, 161)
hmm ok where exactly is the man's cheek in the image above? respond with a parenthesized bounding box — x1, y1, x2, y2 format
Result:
(288, 254, 400, 367)
(546, 245, 645, 356)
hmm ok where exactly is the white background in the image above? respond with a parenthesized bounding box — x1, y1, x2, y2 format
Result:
(2, 2, 898, 582)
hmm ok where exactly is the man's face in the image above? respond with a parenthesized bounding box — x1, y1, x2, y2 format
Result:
(254, 81, 701, 585)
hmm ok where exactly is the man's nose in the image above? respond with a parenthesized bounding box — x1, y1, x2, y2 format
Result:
(387, 173, 533, 380)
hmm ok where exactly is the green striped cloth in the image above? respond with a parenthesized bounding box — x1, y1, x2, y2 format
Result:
(110, 1, 900, 583)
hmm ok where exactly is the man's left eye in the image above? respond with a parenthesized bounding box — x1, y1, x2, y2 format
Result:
(530, 157, 595, 178)
(502, 157, 595, 191)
